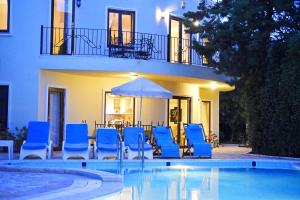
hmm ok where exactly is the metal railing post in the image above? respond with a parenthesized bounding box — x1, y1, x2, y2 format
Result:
(40, 25, 44, 54)
(167, 34, 170, 62)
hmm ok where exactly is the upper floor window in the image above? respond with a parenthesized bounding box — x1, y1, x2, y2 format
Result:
(108, 9, 135, 46)
(0, 0, 9, 32)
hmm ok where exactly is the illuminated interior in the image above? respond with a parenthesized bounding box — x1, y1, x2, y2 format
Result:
(108, 10, 134, 46)
(170, 19, 180, 62)
(122, 14, 133, 45)
(170, 18, 190, 64)
(202, 37, 209, 65)
(168, 97, 190, 146)
(181, 23, 190, 64)
(105, 92, 134, 125)
(109, 12, 119, 45)
(52, 0, 73, 54)
(0, 0, 8, 31)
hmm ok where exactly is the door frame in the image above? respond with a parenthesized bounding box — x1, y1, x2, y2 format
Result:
(167, 96, 191, 146)
(0, 84, 11, 131)
(50, 0, 76, 54)
(168, 16, 192, 64)
(46, 86, 66, 150)
(201, 100, 212, 137)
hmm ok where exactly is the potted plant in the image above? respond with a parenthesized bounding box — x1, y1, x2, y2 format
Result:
(14, 126, 28, 152)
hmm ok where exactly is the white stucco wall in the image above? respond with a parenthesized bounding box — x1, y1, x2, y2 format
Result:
(199, 88, 220, 136)
(0, 0, 228, 134)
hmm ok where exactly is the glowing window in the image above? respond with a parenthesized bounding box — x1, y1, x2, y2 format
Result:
(202, 37, 209, 65)
(104, 92, 135, 126)
(0, 0, 9, 32)
(108, 9, 135, 46)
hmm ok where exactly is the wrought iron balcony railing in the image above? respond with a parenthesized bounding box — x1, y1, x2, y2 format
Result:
(40, 26, 203, 66)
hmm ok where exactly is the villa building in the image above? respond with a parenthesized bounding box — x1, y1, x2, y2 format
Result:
(0, 0, 233, 149)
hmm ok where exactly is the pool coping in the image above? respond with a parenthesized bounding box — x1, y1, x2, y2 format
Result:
(1, 158, 300, 170)
(0, 165, 123, 200)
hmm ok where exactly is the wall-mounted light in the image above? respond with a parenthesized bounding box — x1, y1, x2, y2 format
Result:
(180, 0, 186, 9)
(129, 73, 139, 80)
(76, 0, 81, 8)
(193, 21, 200, 27)
(160, 9, 167, 20)
(209, 82, 218, 90)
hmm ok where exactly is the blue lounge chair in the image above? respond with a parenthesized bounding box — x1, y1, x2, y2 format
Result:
(124, 127, 153, 159)
(94, 128, 123, 160)
(20, 121, 52, 160)
(183, 124, 212, 158)
(62, 123, 90, 160)
(153, 126, 180, 158)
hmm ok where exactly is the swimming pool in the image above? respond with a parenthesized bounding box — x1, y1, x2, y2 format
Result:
(98, 167, 300, 200)
(3, 159, 300, 200)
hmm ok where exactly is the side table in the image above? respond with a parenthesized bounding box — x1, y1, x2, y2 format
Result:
(0, 140, 14, 160)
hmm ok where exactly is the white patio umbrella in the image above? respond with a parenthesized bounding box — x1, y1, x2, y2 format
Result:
(111, 77, 173, 123)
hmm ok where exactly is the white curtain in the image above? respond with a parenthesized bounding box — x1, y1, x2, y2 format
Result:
(49, 93, 60, 147)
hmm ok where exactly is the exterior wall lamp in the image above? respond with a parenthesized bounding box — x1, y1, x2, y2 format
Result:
(77, 0, 81, 8)
(160, 10, 167, 20)
(180, 0, 186, 9)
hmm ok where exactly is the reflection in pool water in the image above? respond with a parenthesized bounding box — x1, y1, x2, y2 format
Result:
(100, 167, 300, 200)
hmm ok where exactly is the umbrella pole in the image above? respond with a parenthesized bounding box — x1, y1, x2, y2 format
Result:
(139, 96, 142, 125)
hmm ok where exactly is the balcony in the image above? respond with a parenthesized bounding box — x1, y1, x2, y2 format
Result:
(40, 26, 204, 66)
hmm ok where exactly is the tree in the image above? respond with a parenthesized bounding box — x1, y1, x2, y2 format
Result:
(184, 0, 300, 156)
(219, 84, 246, 144)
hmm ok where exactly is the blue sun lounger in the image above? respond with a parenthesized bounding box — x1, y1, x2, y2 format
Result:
(94, 128, 123, 160)
(124, 127, 153, 159)
(20, 121, 52, 160)
(153, 126, 180, 158)
(62, 123, 90, 160)
(184, 124, 212, 158)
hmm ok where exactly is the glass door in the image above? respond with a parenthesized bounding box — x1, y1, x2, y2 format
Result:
(169, 16, 191, 64)
(48, 88, 65, 150)
(51, 0, 75, 54)
(108, 9, 135, 46)
(168, 96, 191, 146)
(201, 101, 211, 139)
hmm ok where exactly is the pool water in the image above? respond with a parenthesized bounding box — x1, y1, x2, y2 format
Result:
(99, 167, 300, 200)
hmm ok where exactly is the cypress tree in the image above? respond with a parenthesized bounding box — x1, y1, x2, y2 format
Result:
(184, 0, 300, 156)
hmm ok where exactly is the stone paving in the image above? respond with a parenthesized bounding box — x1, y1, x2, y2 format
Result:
(0, 171, 81, 199)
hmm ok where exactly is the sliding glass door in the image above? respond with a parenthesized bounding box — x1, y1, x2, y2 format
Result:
(168, 96, 191, 146)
